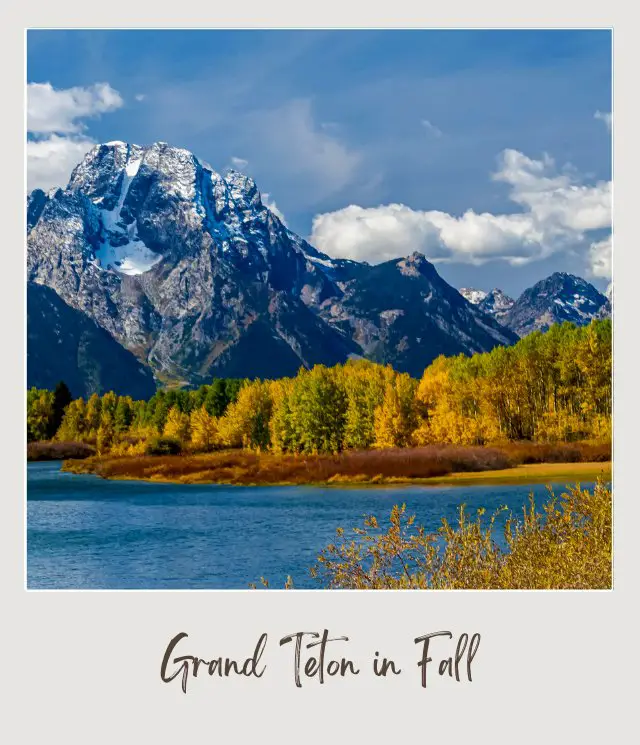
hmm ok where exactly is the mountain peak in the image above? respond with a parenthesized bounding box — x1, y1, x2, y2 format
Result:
(504, 272, 607, 336)
(27, 140, 524, 391)
(460, 287, 488, 305)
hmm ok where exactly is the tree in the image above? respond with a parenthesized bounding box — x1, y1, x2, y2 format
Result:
(205, 379, 229, 417)
(163, 406, 191, 443)
(286, 366, 347, 454)
(27, 388, 54, 442)
(96, 411, 115, 454)
(217, 381, 272, 450)
(374, 373, 418, 448)
(85, 393, 102, 434)
(57, 398, 86, 441)
(342, 361, 392, 450)
(50, 381, 72, 438)
(190, 406, 219, 451)
(114, 397, 133, 434)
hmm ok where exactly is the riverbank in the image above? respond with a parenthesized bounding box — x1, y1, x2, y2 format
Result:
(61, 441, 610, 487)
(406, 461, 611, 486)
(28, 441, 95, 462)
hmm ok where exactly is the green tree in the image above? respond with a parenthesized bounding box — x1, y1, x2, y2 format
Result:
(27, 388, 54, 442)
(114, 397, 133, 434)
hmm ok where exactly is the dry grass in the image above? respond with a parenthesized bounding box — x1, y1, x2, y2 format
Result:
(62, 440, 611, 486)
(497, 440, 611, 465)
(28, 440, 96, 462)
(414, 461, 611, 486)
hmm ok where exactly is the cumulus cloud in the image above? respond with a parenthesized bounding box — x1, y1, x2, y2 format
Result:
(588, 235, 612, 278)
(595, 110, 612, 132)
(310, 148, 612, 276)
(27, 82, 123, 134)
(135, 93, 146, 102)
(27, 134, 96, 192)
(27, 81, 124, 192)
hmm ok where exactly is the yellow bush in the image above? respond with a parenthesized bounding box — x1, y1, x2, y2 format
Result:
(311, 480, 611, 589)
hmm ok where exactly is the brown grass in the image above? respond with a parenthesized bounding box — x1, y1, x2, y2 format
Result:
(28, 441, 96, 462)
(497, 440, 611, 465)
(61, 440, 611, 486)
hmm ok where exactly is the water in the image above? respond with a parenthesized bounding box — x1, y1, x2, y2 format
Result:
(27, 461, 597, 590)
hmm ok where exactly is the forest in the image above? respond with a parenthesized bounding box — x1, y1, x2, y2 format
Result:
(27, 320, 611, 458)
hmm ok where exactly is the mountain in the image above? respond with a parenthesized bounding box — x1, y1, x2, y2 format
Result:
(27, 281, 156, 399)
(459, 287, 515, 323)
(318, 252, 517, 372)
(501, 272, 609, 337)
(27, 140, 518, 391)
(459, 288, 487, 305)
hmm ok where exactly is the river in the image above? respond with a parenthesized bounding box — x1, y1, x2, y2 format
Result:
(27, 461, 597, 589)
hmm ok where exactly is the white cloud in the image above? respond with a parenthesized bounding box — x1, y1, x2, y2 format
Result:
(27, 82, 123, 134)
(493, 149, 611, 233)
(310, 148, 612, 276)
(230, 156, 249, 170)
(135, 93, 146, 102)
(421, 119, 443, 137)
(595, 110, 612, 132)
(27, 134, 96, 192)
(262, 192, 287, 226)
(588, 235, 612, 279)
(27, 82, 124, 192)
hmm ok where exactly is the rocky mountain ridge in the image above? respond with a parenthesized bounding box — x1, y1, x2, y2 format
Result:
(27, 140, 517, 392)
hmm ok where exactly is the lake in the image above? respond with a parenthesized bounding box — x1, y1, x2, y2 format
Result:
(27, 461, 597, 590)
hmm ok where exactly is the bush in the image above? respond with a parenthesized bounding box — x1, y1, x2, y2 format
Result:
(311, 480, 612, 590)
(27, 441, 95, 461)
(144, 436, 182, 456)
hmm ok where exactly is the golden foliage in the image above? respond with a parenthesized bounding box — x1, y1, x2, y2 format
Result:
(29, 320, 611, 457)
(312, 480, 611, 589)
(163, 406, 191, 442)
(190, 406, 219, 452)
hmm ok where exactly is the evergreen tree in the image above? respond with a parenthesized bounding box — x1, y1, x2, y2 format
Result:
(114, 397, 133, 433)
(50, 381, 72, 438)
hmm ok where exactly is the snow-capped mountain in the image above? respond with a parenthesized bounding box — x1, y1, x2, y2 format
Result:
(459, 288, 488, 305)
(501, 273, 609, 337)
(459, 287, 515, 323)
(27, 141, 517, 391)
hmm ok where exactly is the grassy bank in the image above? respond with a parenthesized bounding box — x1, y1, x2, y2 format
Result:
(413, 461, 611, 486)
(62, 441, 611, 486)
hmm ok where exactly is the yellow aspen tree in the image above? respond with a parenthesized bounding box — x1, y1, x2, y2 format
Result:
(163, 406, 191, 444)
(190, 406, 218, 452)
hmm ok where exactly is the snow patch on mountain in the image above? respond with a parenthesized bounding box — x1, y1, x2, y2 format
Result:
(94, 152, 162, 275)
(459, 287, 488, 305)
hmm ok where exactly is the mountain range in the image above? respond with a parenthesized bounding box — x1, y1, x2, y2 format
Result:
(27, 141, 610, 397)
(461, 273, 610, 337)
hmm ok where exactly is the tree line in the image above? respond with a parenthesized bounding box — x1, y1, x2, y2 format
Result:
(27, 320, 611, 455)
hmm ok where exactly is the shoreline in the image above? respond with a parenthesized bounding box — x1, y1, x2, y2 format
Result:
(60, 459, 611, 489)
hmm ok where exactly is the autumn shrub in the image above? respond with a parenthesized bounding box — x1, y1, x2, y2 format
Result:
(310, 480, 612, 589)
(28, 440, 95, 461)
(144, 436, 182, 456)
(498, 440, 611, 465)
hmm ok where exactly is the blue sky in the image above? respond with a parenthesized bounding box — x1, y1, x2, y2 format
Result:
(27, 30, 612, 296)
